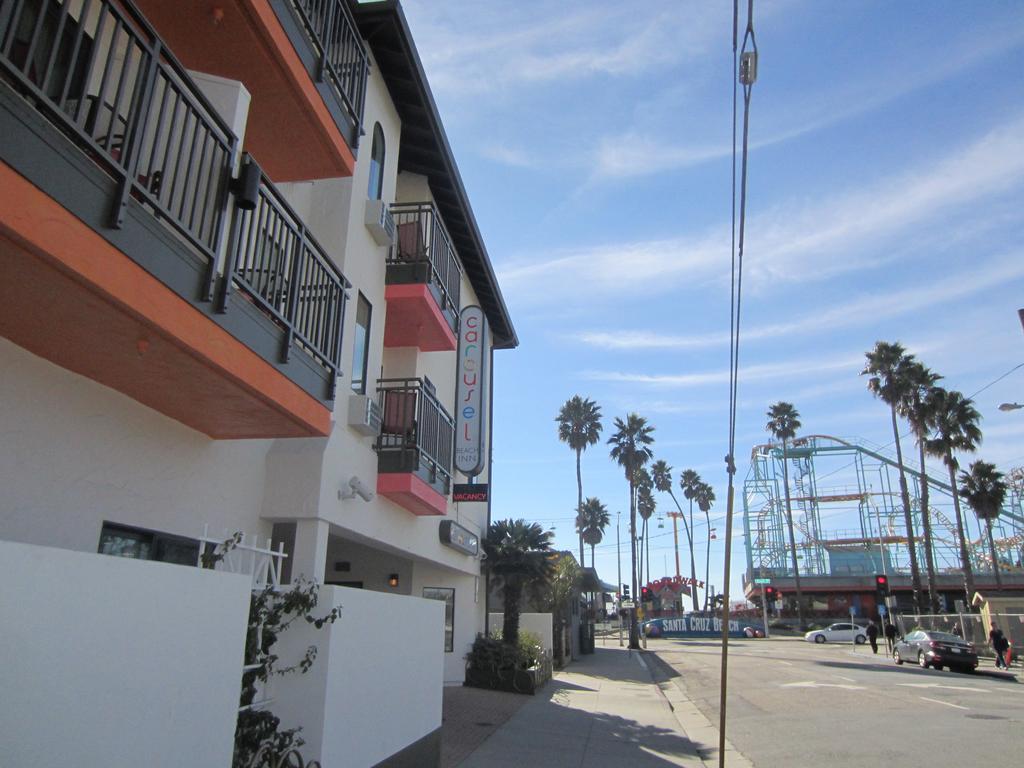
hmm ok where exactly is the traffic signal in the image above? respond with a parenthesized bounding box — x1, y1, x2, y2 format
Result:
(875, 574, 889, 597)
(622, 584, 630, 598)
(764, 585, 776, 603)
(640, 586, 652, 602)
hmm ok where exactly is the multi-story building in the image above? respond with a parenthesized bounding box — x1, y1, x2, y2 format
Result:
(0, 1, 515, 765)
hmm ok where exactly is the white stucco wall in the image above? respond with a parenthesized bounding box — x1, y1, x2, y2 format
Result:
(489, 612, 555, 656)
(0, 339, 273, 553)
(273, 585, 444, 767)
(0, 540, 250, 768)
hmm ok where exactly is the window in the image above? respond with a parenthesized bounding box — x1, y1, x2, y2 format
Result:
(350, 293, 372, 393)
(98, 522, 200, 566)
(423, 587, 454, 652)
(367, 123, 385, 200)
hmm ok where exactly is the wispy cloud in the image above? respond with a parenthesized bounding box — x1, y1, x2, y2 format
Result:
(583, 353, 861, 389)
(403, 1, 724, 99)
(568, 252, 1024, 350)
(499, 115, 1024, 305)
(590, 13, 1024, 180)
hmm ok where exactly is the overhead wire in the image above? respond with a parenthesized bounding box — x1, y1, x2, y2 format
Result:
(720, 1, 757, 765)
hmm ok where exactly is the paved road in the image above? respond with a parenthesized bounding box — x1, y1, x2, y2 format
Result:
(647, 636, 1022, 768)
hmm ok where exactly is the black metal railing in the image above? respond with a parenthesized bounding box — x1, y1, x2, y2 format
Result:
(289, 0, 367, 141)
(388, 202, 463, 319)
(376, 378, 454, 487)
(0, 0, 350, 395)
(0, 0, 236, 268)
(222, 164, 350, 397)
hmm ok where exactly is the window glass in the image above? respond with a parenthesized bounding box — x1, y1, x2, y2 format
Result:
(367, 123, 385, 200)
(351, 293, 372, 394)
(98, 522, 199, 566)
(423, 587, 454, 652)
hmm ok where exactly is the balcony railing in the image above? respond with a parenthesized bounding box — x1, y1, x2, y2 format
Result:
(289, 0, 368, 142)
(0, 0, 349, 398)
(375, 378, 454, 491)
(388, 202, 463, 324)
(221, 160, 350, 398)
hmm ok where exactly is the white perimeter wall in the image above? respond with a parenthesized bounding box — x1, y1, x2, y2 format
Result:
(489, 612, 554, 656)
(273, 586, 444, 768)
(0, 540, 250, 768)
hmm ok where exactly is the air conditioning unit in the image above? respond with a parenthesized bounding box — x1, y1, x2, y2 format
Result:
(347, 394, 382, 436)
(364, 199, 396, 247)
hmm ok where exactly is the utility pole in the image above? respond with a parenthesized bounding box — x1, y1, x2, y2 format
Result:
(617, 511, 623, 647)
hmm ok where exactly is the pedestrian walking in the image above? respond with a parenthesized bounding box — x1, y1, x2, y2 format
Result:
(866, 620, 879, 654)
(989, 623, 1009, 669)
(884, 620, 897, 654)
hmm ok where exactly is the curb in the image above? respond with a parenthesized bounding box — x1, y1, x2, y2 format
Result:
(640, 651, 756, 768)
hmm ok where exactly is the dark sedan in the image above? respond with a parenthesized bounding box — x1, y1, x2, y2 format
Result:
(893, 630, 978, 672)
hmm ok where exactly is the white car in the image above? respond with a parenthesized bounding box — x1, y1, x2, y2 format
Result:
(804, 623, 868, 644)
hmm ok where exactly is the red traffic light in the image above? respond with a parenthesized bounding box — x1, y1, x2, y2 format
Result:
(875, 575, 888, 587)
(764, 586, 776, 600)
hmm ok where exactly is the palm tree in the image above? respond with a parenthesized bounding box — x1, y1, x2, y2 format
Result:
(484, 519, 555, 646)
(636, 472, 656, 585)
(958, 460, 1007, 591)
(608, 413, 655, 648)
(863, 341, 923, 613)
(901, 360, 943, 612)
(556, 396, 603, 565)
(766, 401, 806, 630)
(695, 482, 716, 610)
(925, 388, 982, 605)
(651, 460, 686, 582)
(577, 497, 611, 568)
(679, 469, 703, 611)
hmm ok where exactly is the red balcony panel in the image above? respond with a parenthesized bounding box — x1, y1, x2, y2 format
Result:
(383, 284, 457, 352)
(0, 162, 331, 439)
(377, 473, 448, 517)
(134, 0, 357, 182)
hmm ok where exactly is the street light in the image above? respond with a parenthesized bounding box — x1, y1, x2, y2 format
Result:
(998, 403, 1023, 412)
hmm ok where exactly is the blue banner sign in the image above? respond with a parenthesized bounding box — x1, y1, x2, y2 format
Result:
(643, 616, 754, 638)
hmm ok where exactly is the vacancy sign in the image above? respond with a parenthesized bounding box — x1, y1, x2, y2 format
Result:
(455, 306, 487, 476)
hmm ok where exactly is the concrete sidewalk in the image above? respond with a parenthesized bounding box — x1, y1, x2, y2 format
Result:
(442, 645, 753, 768)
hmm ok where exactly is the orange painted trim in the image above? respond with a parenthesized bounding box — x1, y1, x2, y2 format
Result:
(243, 0, 357, 176)
(384, 283, 458, 351)
(0, 161, 331, 436)
(377, 473, 449, 516)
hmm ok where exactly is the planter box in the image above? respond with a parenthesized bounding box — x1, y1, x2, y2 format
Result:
(464, 663, 548, 696)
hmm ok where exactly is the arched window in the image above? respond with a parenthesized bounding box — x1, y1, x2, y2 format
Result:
(367, 123, 385, 200)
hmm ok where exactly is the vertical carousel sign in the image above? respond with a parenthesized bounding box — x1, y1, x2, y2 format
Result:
(455, 306, 488, 476)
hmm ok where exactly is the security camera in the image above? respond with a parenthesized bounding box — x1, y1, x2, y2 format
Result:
(339, 475, 375, 502)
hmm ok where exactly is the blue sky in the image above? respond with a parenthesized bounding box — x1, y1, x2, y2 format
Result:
(400, 0, 1024, 602)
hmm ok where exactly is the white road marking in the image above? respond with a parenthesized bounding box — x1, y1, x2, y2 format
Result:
(781, 681, 865, 690)
(896, 683, 989, 693)
(832, 675, 856, 682)
(918, 696, 969, 710)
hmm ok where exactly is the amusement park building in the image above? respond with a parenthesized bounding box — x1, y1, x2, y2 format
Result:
(742, 435, 1024, 617)
(0, 1, 514, 765)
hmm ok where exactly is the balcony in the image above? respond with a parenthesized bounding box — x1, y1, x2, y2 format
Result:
(0, 0, 349, 438)
(374, 378, 453, 516)
(134, 0, 368, 181)
(384, 202, 462, 352)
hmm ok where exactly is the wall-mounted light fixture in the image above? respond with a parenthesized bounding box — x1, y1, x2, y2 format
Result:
(388, 573, 400, 588)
